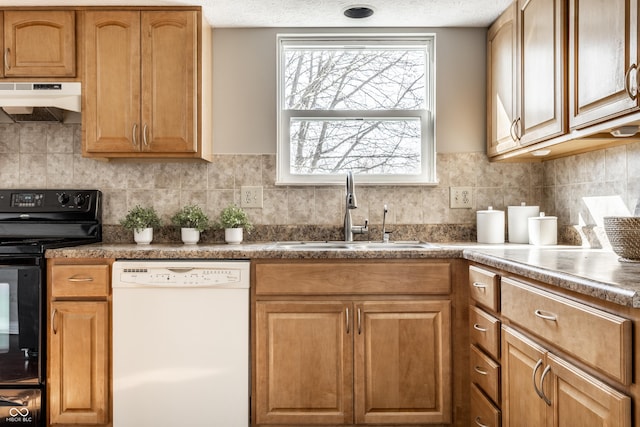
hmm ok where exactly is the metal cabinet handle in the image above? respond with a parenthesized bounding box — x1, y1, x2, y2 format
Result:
(357, 308, 362, 335)
(532, 359, 544, 400)
(534, 309, 557, 321)
(539, 365, 552, 406)
(132, 123, 138, 148)
(51, 309, 58, 335)
(472, 282, 487, 289)
(474, 366, 488, 375)
(68, 275, 94, 282)
(509, 119, 518, 142)
(346, 307, 350, 334)
(474, 416, 489, 427)
(143, 124, 149, 146)
(473, 323, 488, 332)
(625, 64, 638, 101)
(4, 48, 9, 71)
(514, 117, 521, 140)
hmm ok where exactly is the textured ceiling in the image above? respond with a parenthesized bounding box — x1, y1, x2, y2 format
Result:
(4, 0, 511, 27)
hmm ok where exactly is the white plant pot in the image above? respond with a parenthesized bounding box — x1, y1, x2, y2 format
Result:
(134, 227, 153, 245)
(224, 228, 243, 244)
(181, 228, 200, 245)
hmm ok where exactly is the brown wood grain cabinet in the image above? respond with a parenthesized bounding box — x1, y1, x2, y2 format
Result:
(2, 10, 76, 77)
(568, 0, 639, 129)
(83, 9, 212, 161)
(47, 259, 112, 426)
(253, 260, 454, 426)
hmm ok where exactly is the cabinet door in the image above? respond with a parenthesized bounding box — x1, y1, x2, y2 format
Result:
(487, 3, 518, 156)
(255, 301, 353, 425)
(83, 11, 141, 154)
(141, 11, 197, 154)
(48, 301, 109, 425)
(569, 0, 639, 129)
(502, 326, 547, 427)
(547, 353, 631, 427)
(354, 300, 451, 424)
(517, 0, 566, 146)
(3, 11, 75, 77)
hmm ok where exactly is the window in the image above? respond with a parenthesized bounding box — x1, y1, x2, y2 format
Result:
(277, 34, 436, 185)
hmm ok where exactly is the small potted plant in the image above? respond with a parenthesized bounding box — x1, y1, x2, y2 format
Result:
(120, 205, 162, 245)
(171, 204, 209, 245)
(216, 204, 253, 244)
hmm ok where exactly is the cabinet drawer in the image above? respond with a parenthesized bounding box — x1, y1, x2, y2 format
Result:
(255, 261, 451, 295)
(469, 305, 500, 360)
(470, 383, 500, 427)
(51, 264, 110, 298)
(501, 277, 632, 385)
(470, 345, 500, 404)
(469, 266, 500, 312)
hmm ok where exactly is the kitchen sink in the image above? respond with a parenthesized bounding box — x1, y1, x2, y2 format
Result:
(271, 241, 437, 250)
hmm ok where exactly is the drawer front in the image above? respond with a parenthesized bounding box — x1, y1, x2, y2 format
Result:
(470, 383, 501, 427)
(470, 345, 500, 404)
(469, 265, 500, 312)
(255, 261, 451, 295)
(501, 277, 632, 385)
(469, 305, 500, 360)
(51, 264, 110, 298)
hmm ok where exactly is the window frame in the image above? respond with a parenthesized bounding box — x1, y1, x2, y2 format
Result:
(276, 33, 437, 185)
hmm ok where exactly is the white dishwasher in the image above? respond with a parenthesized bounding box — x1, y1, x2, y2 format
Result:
(112, 260, 250, 427)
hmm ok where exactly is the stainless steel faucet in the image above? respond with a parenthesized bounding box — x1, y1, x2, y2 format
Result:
(344, 171, 368, 241)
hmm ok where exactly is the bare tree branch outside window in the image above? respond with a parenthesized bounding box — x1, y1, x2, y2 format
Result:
(278, 36, 435, 184)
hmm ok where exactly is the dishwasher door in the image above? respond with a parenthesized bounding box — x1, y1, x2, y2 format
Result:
(112, 260, 250, 427)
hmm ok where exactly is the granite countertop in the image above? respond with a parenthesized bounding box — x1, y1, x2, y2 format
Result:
(46, 242, 640, 308)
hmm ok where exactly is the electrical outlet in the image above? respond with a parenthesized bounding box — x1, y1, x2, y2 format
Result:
(240, 186, 263, 208)
(450, 187, 473, 209)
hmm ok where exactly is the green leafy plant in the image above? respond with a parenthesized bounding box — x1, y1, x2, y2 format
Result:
(120, 205, 162, 231)
(216, 204, 253, 231)
(171, 205, 210, 232)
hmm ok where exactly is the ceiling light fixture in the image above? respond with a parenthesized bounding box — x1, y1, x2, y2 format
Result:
(344, 6, 374, 19)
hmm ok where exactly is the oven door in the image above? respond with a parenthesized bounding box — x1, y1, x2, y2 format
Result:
(0, 257, 42, 385)
(0, 389, 41, 426)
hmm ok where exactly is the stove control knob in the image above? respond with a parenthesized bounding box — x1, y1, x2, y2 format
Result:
(73, 194, 86, 207)
(57, 192, 69, 205)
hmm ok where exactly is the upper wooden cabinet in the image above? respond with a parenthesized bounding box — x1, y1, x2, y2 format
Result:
(2, 10, 76, 77)
(487, 3, 518, 156)
(83, 9, 212, 161)
(568, 0, 639, 129)
(516, 0, 567, 147)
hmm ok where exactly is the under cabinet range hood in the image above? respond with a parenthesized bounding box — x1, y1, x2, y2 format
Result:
(0, 82, 81, 123)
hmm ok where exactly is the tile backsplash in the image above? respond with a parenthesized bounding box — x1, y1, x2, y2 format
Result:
(1, 122, 638, 246)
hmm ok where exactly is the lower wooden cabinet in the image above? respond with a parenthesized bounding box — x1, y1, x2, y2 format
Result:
(47, 259, 112, 426)
(48, 301, 109, 425)
(255, 299, 451, 425)
(502, 326, 631, 427)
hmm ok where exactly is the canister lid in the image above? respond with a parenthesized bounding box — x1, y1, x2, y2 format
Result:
(477, 206, 503, 214)
(528, 212, 557, 221)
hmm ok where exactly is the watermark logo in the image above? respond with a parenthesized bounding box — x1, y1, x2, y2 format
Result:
(5, 407, 32, 423)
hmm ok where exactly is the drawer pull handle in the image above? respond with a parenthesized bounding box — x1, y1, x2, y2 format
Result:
(474, 366, 488, 375)
(534, 309, 557, 321)
(474, 416, 489, 427)
(540, 365, 552, 406)
(473, 323, 488, 332)
(68, 276, 94, 282)
(472, 282, 487, 289)
(357, 307, 362, 335)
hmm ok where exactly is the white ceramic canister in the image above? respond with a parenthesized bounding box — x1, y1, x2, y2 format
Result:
(477, 206, 505, 244)
(528, 212, 557, 245)
(507, 202, 540, 243)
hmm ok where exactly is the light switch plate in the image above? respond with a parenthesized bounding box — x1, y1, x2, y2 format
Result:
(240, 186, 263, 208)
(450, 187, 473, 209)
